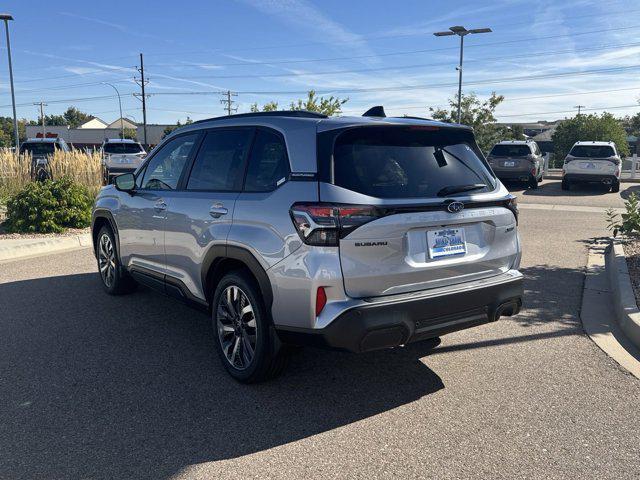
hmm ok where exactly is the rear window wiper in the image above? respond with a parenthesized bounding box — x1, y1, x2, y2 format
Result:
(437, 183, 487, 197)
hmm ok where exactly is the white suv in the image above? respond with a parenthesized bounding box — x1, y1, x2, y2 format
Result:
(101, 139, 146, 185)
(562, 141, 621, 192)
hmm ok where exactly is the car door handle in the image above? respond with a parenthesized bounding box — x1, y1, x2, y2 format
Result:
(154, 200, 167, 211)
(209, 203, 228, 218)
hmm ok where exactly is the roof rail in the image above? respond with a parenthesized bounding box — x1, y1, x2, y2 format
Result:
(192, 110, 328, 124)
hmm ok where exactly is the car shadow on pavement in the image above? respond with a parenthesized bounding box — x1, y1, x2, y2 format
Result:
(0, 273, 443, 480)
(505, 180, 612, 197)
(620, 184, 640, 200)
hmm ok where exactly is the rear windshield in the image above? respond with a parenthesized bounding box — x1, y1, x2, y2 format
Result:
(489, 144, 531, 157)
(20, 143, 55, 155)
(327, 127, 494, 198)
(569, 145, 616, 158)
(104, 143, 144, 154)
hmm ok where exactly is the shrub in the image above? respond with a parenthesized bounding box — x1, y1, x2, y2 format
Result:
(606, 192, 640, 237)
(5, 176, 93, 233)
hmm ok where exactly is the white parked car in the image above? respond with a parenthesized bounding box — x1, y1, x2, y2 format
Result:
(561, 141, 621, 192)
(101, 139, 146, 185)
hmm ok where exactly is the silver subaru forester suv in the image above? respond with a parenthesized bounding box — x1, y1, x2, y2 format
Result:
(92, 109, 523, 383)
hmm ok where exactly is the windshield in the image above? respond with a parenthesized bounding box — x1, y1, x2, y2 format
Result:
(489, 144, 532, 157)
(20, 143, 55, 155)
(569, 145, 616, 158)
(104, 143, 144, 154)
(328, 126, 494, 198)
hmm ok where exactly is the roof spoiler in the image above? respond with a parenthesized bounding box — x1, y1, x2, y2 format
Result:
(362, 106, 386, 118)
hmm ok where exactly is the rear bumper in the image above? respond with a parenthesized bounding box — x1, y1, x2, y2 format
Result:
(276, 270, 523, 353)
(564, 173, 618, 183)
(494, 169, 534, 181)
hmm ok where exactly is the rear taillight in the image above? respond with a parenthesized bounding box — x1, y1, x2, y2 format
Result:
(504, 196, 518, 223)
(290, 203, 381, 246)
(564, 155, 574, 163)
(612, 158, 621, 166)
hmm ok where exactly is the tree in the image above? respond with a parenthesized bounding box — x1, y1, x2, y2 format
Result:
(0, 117, 29, 147)
(552, 112, 630, 160)
(429, 92, 515, 153)
(63, 107, 93, 128)
(621, 112, 640, 137)
(122, 128, 137, 140)
(250, 90, 348, 116)
(162, 117, 194, 139)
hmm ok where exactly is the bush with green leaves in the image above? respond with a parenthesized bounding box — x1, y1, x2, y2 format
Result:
(606, 192, 640, 237)
(4, 176, 93, 233)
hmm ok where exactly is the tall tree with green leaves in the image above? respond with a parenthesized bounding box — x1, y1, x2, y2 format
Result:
(250, 90, 348, 116)
(429, 92, 517, 153)
(63, 107, 93, 128)
(552, 112, 630, 160)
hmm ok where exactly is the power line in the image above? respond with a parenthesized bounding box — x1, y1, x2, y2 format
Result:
(144, 24, 640, 69)
(497, 104, 639, 118)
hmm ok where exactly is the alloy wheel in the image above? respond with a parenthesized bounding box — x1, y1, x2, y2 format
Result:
(216, 285, 257, 370)
(98, 233, 116, 288)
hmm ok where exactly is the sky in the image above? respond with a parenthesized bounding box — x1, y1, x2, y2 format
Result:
(0, 0, 638, 125)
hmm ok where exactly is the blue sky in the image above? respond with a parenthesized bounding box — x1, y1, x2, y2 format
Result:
(0, 0, 639, 125)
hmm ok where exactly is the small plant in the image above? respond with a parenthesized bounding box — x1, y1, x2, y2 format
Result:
(4, 176, 93, 233)
(605, 192, 640, 237)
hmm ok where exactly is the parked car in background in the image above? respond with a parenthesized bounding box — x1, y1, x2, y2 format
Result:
(562, 141, 621, 192)
(486, 140, 544, 189)
(101, 138, 146, 185)
(19, 137, 70, 181)
(92, 109, 523, 383)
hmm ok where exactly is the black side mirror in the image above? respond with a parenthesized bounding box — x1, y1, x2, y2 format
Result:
(114, 173, 136, 192)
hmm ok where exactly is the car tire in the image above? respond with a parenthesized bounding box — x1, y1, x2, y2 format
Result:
(96, 226, 137, 295)
(611, 180, 620, 193)
(212, 270, 290, 383)
(528, 176, 539, 189)
(561, 178, 570, 190)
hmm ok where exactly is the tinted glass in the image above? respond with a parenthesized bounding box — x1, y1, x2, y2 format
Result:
(187, 129, 252, 191)
(569, 145, 616, 158)
(331, 127, 494, 198)
(244, 129, 289, 192)
(141, 134, 198, 190)
(489, 144, 532, 157)
(20, 143, 55, 155)
(104, 143, 144, 154)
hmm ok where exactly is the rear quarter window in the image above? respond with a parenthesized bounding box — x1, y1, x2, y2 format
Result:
(321, 126, 495, 199)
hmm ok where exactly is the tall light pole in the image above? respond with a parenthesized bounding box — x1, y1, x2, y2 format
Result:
(0, 13, 19, 154)
(434, 25, 492, 124)
(103, 82, 124, 139)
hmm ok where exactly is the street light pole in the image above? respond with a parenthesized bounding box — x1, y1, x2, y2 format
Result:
(0, 13, 19, 154)
(103, 82, 124, 139)
(434, 25, 492, 124)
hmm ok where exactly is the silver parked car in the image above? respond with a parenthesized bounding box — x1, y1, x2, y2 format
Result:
(101, 138, 147, 185)
(91, 109, 523, 382)
(561, 141, 621, 192)
(487, 140, 545, 189)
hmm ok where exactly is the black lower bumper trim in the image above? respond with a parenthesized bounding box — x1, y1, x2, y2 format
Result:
(276, 275, 523, 353)
(564, 173, 617, 183)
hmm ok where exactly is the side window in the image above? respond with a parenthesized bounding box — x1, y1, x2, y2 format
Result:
(244, 129, 289, 192)
(187, 129, 253, 191)
(141, 134, 198, 190)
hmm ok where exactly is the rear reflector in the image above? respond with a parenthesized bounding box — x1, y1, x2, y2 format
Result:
(316, 287, 327, 317)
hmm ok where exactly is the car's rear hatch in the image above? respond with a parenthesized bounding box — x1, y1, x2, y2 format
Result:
(316, 124, 519, 299)
(488, 155, 530, 171)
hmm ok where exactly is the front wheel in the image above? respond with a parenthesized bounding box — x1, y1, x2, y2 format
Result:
(212, 270, 289, 383)
(96, 226, 137, 295)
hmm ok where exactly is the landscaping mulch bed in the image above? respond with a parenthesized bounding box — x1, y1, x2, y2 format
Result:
(622, 237, 640, 306)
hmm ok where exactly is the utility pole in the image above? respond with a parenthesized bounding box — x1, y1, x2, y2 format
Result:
(220, 90, 238, 116)
(34, 101, 47, 138)
(574, 105, 585, 116)
(0, 14, 19, 154)
(434, 25, 492, 124)
(134, 53, 149, 146)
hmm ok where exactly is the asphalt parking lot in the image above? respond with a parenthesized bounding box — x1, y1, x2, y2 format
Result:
(1, 179, 639, 480)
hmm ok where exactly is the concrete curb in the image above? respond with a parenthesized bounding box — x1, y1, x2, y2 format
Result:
(0, 233, 92, 262)
(606, 240, 640, 349)
(581, 244, 640, 379)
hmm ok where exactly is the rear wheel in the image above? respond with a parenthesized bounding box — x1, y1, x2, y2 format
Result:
(611, 180, 620, 193)
(528, 175, 539, 189)
(96, 226, 137, 295)
(212, 270, 289, 383)
(561, 178, 570, 190)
